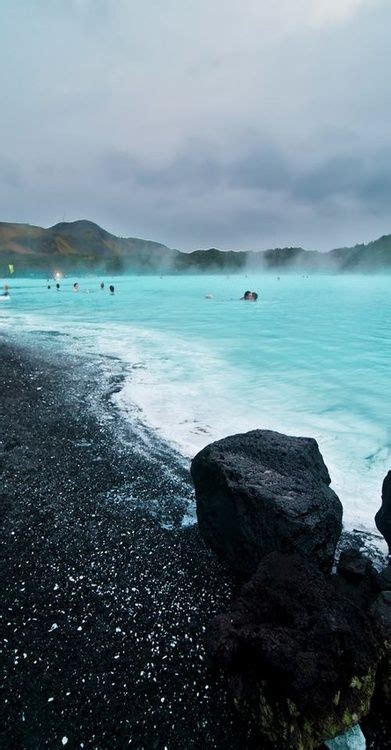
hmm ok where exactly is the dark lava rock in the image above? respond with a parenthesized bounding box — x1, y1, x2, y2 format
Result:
(361, 585, 391, 750)
(375, 471, 391, 554)
(335, 549, 380, 611)
(208, 552, 382, 749)
(191, 430, 343, 578)
(337, 549, 371, 583)
(371, 591, 391, 637)
(370, 591, 391, 708)
(379, 565, 391, 591)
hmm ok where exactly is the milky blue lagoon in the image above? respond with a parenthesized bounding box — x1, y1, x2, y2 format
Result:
(1, 274, 390, 539)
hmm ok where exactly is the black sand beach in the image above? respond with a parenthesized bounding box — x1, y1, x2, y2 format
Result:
(0, 336, 262, 749)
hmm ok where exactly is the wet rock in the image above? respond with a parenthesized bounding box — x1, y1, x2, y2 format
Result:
(375, 471, 391, 554)
(323, 724, 366, 750)
(191, 429, 343, 578)
(208, 552, 381, 750)
(336, 529, 387, 575)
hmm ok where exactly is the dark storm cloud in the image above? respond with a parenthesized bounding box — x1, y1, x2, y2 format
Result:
(102, 140, 391, 210)
(294, 150, 391, 212)
(101, 141, 294, 194)
(296, 156, 365, 201)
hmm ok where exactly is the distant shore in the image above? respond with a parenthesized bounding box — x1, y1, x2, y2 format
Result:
(1, 218, 391, 275)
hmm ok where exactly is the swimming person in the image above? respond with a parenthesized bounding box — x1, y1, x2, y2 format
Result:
(73, 282, 79, 292)
(241, 290, 258, 300)
(100, 282, 105, 289)
(56, 283, 60, 290)
(1, 284, 9, 297)
(109, 285, 115, 295)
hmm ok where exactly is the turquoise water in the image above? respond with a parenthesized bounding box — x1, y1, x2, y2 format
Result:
(1, 274, 390, 536)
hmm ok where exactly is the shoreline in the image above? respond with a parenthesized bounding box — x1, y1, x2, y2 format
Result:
(1, 334, 389, 749)
(0, 336, 261, 749)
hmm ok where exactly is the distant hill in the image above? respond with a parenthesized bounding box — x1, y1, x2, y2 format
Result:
(0, 219, 390, 275)
(0, 220, 176, 275)
(328, 235, 391, 271)
(174, 247, 247, 272)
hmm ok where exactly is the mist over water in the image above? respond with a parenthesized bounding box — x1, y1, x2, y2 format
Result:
(1, 273, 389, 539)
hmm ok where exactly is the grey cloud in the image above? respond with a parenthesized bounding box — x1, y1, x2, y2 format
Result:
(101, 152, 139, 183)
(225, 149, 292, 191)
(294, 150, 391, 210)
(101, 141, 291, 193)
(0, 157, 24, 189)
(295, 156, 365, 200)
(98, 139, 391, 249)
(101, 144, 222, 190)
(101, 141, 391, 211)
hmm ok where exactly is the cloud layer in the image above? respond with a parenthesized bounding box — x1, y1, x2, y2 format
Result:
(0, 0, 389, 250)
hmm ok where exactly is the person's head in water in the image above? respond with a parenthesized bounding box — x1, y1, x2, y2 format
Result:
(242, 290, 258, 301)
(100, 282, 104, 289)
(73, 282, 79, 291)
(56, 283, 60, 290)
(47, 284, 51, 289)
(109, 284, 115, 294)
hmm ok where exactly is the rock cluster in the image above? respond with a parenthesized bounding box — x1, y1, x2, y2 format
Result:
(208, 552, 381, 749)
(191, 429, 391, 749)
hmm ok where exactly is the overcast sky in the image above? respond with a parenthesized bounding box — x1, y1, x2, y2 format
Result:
(0, 0, 390, 251)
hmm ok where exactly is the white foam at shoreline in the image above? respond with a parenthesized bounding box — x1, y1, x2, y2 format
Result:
(97, 326, 388, 542)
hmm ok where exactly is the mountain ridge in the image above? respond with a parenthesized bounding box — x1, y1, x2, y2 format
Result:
(0, 219, 390, 275)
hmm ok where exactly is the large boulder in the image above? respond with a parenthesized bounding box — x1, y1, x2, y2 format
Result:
(191, 430, 343, 577)
(208, 552, 382, 750)
(375, 471, 391, 554)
